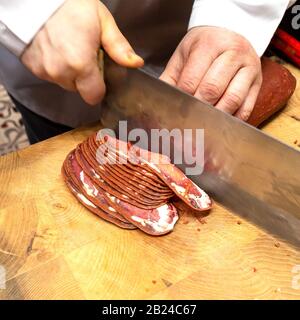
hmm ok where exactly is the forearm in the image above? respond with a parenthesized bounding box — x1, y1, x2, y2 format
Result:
(0, 0, 65, 56)
(189, 0, 296, 56)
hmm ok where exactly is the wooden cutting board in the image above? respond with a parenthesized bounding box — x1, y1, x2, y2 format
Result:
(0, 62, 300, 300)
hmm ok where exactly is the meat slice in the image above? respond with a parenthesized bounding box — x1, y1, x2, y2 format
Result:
(96, 133, 212, 211)
(95, 145, 174, 199)
(64, 150, 179, 235)
(78, 143, 166, 209)
(104, 191, 179, 236)
(62, 133, 212, 235)
(91, 134, 169, 188)
(62, 155, 136, 229)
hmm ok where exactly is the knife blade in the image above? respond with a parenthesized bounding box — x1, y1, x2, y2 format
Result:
(101, 55, 300, 247)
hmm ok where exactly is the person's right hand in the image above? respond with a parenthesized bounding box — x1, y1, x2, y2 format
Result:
(21, 0, 144, 105)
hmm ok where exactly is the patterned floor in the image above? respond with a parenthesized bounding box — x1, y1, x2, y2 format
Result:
(0, 85, 29, 156)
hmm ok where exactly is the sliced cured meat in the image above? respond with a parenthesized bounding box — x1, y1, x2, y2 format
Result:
(78, 143, 166, 209)
(66, 151, 133, 225)
(62, 157, 136, 229)
(91, 134, 168, 187)
(145, 162, 212, 211)
(97, 133, 212, 211)
(81, 150, 167, 207)
(104, 192, 179, 236)
(98, 162, 173, 201)
(95, 147, 172, 193)
(95, 148, 174, 199)
(62, 132, 212, 236)
(85, 141, 173, 204)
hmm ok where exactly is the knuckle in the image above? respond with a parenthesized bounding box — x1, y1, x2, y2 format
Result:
(31, 65, 47, 80)
(179, 77, 197, 94)
(230, 36, 250, 54)
(69, 56, 88, 73)
(199, 81, 222, 102)
(226, 50, 239, 64)
(239, 109, 252, 121)
(22, 57, 47, 80)
(223, 91, 243, 111)
(249, 58, 262, 72)
(247, 63, 261, 74)
(45, 65, 61, 80)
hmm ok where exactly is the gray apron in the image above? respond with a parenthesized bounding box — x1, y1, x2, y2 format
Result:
(0, 0, 194, 127)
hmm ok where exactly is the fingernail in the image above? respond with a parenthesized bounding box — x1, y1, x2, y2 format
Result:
(127, 51, 144, 64)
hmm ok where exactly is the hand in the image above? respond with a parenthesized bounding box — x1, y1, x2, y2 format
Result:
(160, 26, 262, 121)
(21, 0, 144, 105)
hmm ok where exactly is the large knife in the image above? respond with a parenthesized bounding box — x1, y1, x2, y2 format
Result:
(101, 55, 300, 247)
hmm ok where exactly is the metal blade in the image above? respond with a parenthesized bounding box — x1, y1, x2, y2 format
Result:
(101, 56, 300, 247)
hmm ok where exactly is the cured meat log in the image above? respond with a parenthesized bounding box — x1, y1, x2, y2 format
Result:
(62, 133, 212, 236)
(247, 57, 296, 127)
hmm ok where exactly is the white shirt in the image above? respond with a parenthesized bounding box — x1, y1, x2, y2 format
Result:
(0, 0, 296, 57)
(0, 0, 65, 56)
(189, 0, 297, 56)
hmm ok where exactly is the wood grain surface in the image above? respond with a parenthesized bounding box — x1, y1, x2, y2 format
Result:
(0, 63, 300, 300)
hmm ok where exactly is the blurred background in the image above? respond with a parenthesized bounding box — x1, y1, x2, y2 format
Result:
(0, 83, 29, 156)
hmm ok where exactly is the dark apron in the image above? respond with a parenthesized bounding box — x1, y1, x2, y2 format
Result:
(106, 0, 194, 69)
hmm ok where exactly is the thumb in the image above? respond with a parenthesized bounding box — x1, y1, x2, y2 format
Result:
(98, 3, 144, 68)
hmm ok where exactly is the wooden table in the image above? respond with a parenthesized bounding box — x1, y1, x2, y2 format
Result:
(1, 63, 300, 300)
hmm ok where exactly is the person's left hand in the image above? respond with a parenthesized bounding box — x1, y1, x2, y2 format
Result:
(160, 26, 262, 121)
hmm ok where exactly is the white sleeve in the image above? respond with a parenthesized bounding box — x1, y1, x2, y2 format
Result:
(189, 0, 297, 57)
(0, 0, 65, 56)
